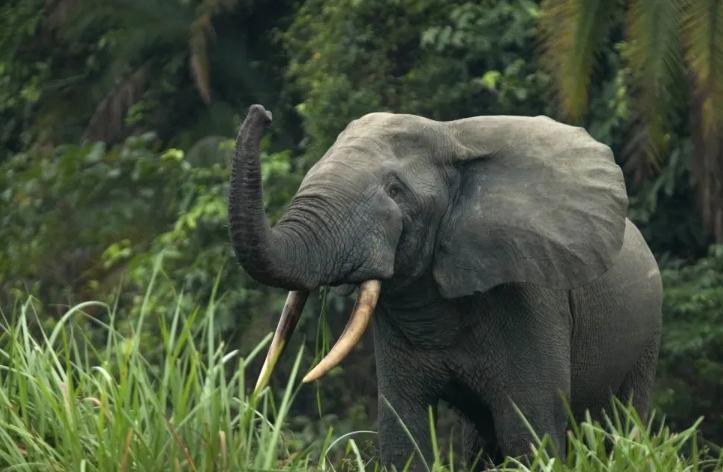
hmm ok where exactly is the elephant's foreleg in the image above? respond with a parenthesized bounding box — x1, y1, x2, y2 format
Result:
(458, 408, 497, 470)
(490, 388, 569, 460)
(479, 284, 572, 461)
(377, 389, 437, 469)
(373, 317, 446, 470)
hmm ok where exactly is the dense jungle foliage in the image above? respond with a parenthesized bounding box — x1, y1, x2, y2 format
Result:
(1, 0, 722, 467)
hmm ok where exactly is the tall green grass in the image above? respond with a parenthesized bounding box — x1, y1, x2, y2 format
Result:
(0, 277, 720, 470)
(0, 273, 312, 470)
(500, 400, 722, 472)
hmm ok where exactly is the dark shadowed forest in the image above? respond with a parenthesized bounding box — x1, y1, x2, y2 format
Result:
(0, 0, 721, 469)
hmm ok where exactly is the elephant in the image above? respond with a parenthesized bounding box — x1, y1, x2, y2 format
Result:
(227, 104, 662, 468)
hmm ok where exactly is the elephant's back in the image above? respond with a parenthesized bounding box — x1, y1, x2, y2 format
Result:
(568, 219, 662, 410)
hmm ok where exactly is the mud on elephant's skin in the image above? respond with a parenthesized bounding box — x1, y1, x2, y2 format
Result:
(227, 104, 662, 468)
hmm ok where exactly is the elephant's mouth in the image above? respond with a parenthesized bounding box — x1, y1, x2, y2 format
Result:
(253, 279, 381, 394)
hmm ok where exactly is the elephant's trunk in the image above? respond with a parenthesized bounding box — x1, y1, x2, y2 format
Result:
(228, 105, 317, 290)
(230, 106, 381, 391)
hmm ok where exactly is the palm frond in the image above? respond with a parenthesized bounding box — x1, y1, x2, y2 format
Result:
(190, 13, 213, 105)
(682, 0, 723, 241)
(682, 0, 723, 136)
(625, 0, 684, 163)
(188, 0, 241, 105)
(539, 0, 617, 123)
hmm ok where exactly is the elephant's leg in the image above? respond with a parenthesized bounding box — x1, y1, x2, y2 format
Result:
(479, 284, 573, 461)
(460, 417, 485, 467)
(443, 384, 499, 468)
(377, 388, 438, 469)
(490, 386, 569, 460)
(373, 317, 445, 470)
(458, 408, 497, 470)
(617, 336, 660, 420)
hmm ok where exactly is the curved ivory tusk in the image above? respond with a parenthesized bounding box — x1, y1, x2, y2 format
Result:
(302, 280, 381, 383)
(254, 290, 309, 395)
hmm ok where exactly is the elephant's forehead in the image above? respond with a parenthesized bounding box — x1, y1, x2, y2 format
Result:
(338, 113, 446, 156)
(296, 162, 379, 200)
(305, 149, 388, 183)
(298, 113, 448, 193)
(348, 111, 439, 131)
(300, 146, 443, 202)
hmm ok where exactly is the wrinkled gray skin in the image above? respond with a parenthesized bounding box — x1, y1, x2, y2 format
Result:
(229, 105, 662, 468)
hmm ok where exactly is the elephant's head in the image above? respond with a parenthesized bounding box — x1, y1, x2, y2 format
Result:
(229, 105, 628, 391)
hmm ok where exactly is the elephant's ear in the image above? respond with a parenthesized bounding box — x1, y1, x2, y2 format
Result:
(432, 116, 628, 298)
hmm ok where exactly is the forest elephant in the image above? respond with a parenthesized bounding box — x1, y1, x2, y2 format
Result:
(227, 104, 662, 468)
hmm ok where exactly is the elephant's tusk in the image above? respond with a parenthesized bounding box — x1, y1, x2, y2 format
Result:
(254, 290, 309, 395)
(302, 280, 381, 383)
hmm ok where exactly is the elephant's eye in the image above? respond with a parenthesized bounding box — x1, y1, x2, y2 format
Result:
(387, 184, 401, 199)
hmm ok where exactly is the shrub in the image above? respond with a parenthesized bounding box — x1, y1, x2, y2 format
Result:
(656, 246, 723, 444)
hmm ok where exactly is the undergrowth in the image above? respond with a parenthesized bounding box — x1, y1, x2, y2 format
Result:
(0, 271, 720, 471)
